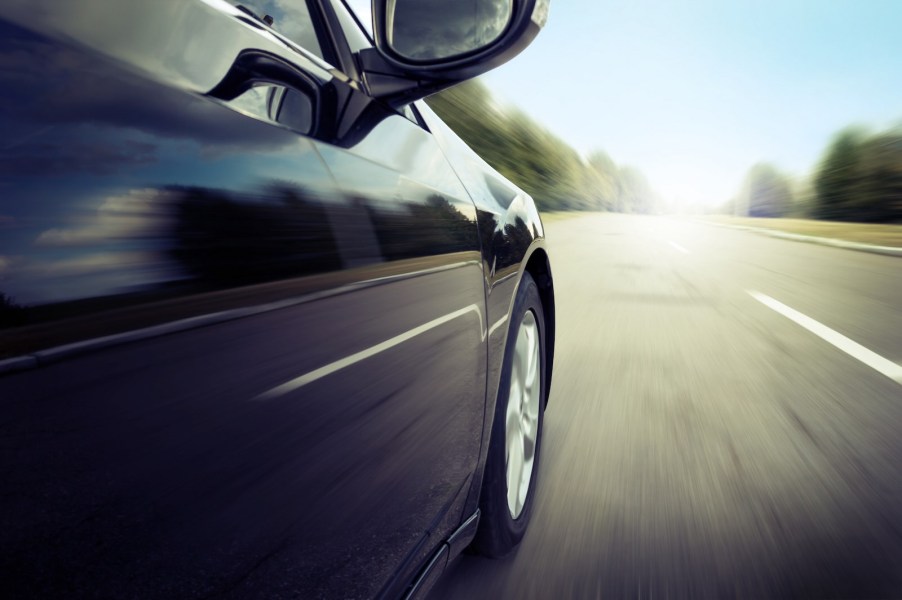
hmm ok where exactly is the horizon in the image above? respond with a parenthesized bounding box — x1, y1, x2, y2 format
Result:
(478, 0, 902, 209)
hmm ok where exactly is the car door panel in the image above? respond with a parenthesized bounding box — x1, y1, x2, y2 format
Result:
(0, 8, 487, 599)
(310, 112, 489, 586)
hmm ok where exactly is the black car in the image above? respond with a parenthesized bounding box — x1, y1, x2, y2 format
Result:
(0, 0, 554, 597)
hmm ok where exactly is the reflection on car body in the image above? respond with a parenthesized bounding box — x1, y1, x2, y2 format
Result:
(0, 0, 554, 597)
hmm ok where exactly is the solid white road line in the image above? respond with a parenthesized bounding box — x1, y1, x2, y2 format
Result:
(668, 240, 690, 254)
(256, 304, 484, 400)
(748, 291, 902, 385)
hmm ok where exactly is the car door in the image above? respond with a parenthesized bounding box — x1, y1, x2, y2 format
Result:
(255, 0, 492, 594)
(0, 1, 487, 597)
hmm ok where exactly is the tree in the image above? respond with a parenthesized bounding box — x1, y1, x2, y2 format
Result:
(851, 133, 902, 222)
(616, 166, 659, 214)
(0, 292, 26, 327)
(813, 128, 864, 220)
(427, 80, 657, 213)
(584, 151, 618, 211)
(739, 163, 794, 218)
(812, 127, 902, 222)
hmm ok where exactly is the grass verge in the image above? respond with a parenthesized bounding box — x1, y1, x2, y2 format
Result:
(699, 216, 902, 248)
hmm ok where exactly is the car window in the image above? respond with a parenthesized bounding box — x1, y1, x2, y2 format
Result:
(343, 0, 374, 38)
(330, 0, 373, 53)
(225, 1, 324, 60)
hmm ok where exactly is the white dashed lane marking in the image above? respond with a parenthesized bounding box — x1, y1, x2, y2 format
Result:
(668, 240, 690, 254)
(749, 290, 902, 385)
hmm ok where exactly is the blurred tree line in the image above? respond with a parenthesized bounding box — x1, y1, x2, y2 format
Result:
(729, 126, 902, 222)
(426, 80, 658, 213)
(730, 163, 797, 218)
(813, 128, 902, 222)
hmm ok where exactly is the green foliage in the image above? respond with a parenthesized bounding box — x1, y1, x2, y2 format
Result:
(813, 128, 865, 220)
(426, 80, 657, 213)
(813, 127, 902, 222)
(616, 166, 656, 215)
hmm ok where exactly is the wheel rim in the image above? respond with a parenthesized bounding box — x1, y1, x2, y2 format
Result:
(505, 309, 540, 519)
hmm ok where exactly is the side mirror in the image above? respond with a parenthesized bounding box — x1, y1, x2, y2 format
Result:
(359, 0, 549, 106)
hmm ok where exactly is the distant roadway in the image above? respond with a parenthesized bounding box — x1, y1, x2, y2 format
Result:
(433, 213, 902, 598)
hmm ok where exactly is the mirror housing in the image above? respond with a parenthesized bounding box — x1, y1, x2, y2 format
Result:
(359, 0, 549, 107)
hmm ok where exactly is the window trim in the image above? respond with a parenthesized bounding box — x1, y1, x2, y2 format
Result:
(311, 0, 363, 81)
(313, 0, 431, 130)
(407, 102, 430, 131)
(337, 0, 375, 47)
(303, 0, 342, 68)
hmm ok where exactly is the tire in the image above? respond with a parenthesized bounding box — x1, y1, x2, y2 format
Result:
(470, 271, 546, 558)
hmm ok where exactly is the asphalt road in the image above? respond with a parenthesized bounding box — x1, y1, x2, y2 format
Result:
(432, 213, 902, 599)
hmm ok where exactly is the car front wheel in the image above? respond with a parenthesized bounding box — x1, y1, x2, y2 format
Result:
(471, 271, 546, 557)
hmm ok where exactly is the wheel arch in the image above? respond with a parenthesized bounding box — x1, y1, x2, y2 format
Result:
(522, 246, 555, 407)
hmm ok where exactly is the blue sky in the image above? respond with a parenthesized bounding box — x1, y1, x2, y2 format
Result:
(479, 0, 902, 208)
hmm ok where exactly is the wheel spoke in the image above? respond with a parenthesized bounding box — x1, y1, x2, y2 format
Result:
(504, 308, 541, 519)
(522, 408, 538, 444)
(506, 378, 521, 434)
(525, 322, 538, 386)
(506, 421, 524, 514)
(515, 329, 529, 381)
